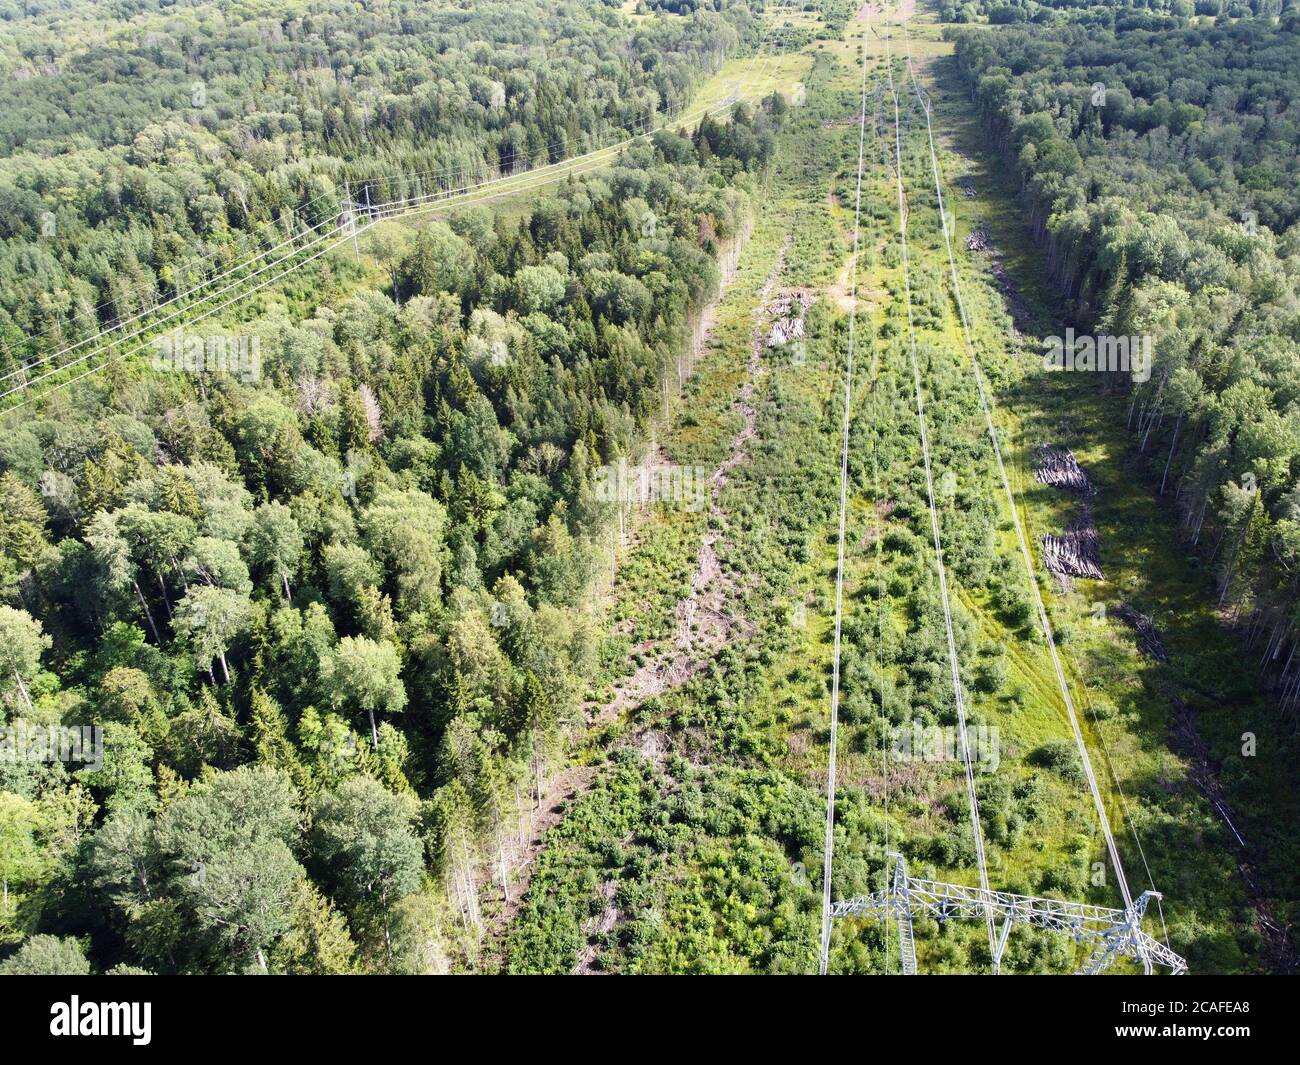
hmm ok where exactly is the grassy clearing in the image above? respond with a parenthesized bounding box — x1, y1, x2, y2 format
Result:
(893, 24, 1289, 972)
(690, 52, 815, 117)
(498, 6, 1285, 976)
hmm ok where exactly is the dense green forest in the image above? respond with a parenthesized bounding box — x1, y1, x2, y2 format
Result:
(0, 0, 793, 974)
(937, 0, 1296, 24)
(3, 0, 1299, 979)
(0, 0, 750, 377)
(955, 15, 1300, 710)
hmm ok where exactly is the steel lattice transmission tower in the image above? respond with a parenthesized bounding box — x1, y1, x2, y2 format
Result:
(831, 854, 1187, 975)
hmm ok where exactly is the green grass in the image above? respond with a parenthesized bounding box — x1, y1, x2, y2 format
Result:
(497, 8, 1292, 976)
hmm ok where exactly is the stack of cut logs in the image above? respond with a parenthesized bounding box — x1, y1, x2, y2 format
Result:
(767, 290, 812, 349)
(1041, 510, 1104, 581)
(966, 225, 991, 252)
(1034, 446, 1092, 495)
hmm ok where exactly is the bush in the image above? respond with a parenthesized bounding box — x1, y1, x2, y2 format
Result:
(1030, 740, 1085, 784)
(975, 654, 1008, 694)
(0, 935, 91, 975)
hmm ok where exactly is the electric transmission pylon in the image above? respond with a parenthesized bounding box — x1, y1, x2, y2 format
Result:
(831, 854, 1187, 975)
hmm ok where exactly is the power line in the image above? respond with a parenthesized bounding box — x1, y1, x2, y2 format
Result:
(5, 9, 798, 364)
(868, 72, 893, 980)
(900, 30, 1147, 921)
(1, 18, 796, 418)
(825, 9, 1179, 975)
(0, 124, 700, 414)
(886, 41, 999, 967)
(818, 17, 873, 978)
(2, 12, 796, 399)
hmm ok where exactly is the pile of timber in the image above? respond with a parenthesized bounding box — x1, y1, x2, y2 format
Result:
(966, 225, 991, 252)
(1042, 509, 1104, 581)
(961, 179, 976, 199)
(766, 290, 812, 349)
(1113, 602, 1169, 662)
(767, 316, 805, 347)
(1034, 446, 1092, 495)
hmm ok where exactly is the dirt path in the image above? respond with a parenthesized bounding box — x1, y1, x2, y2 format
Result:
(567, 240, 790, 973)
(490, 763, 594, 915)
(593, 239, 785, 725)
(475, 231, 785, 960)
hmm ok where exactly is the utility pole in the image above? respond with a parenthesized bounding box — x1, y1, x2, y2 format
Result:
(828, 854, 1185, 975)
(343, 179, 360, 260)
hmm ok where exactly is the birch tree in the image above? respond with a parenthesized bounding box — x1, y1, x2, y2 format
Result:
(0, 606, 50, 715)
(174, 585, 253, 685)
(322, 635, 407, 748)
